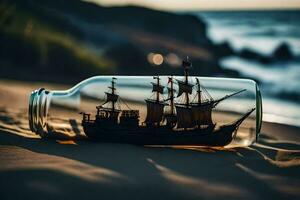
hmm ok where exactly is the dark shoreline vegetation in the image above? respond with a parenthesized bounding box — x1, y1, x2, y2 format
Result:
(0, 0, 298, 86)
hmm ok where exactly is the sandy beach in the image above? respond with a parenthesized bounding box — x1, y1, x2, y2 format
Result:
(0, 79, 299, 200)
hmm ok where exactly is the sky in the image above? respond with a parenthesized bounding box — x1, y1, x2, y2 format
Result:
(85, 0, 300, 11)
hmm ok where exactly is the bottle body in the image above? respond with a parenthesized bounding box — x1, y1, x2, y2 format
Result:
(29, 75, 262, 147)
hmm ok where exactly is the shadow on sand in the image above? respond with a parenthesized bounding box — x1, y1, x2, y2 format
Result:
(0, 124, 300, 200)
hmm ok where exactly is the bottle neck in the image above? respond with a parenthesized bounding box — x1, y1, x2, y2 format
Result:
(28, 88, 51, 136)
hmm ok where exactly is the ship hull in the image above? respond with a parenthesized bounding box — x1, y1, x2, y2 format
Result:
(82, 122, 235, 147)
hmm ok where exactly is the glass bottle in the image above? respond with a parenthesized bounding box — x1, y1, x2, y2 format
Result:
(29, 67, 262, 147)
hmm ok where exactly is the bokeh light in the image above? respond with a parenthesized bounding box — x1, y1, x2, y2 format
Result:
(147, 53, 164, 66)
(165, 53, 181, 67)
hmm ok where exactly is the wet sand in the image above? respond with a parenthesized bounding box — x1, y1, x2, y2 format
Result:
(0, 79, 299, 200)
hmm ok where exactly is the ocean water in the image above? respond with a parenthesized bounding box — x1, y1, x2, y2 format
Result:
(194, 10, 300, 127)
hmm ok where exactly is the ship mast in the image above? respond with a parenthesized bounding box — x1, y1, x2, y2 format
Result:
(110, 77, 117, 111)
(175, 57, 195, 129)
(169, 76, 175, 115)
(96, 77, 120, 122)
(155, 76, 160, 102)
(196, 78, 201, 105)
(144, 76, 165, 126)
(183, 57, 191, 107)
(164, 76, 177, 128)
(191, 79, 246, 128)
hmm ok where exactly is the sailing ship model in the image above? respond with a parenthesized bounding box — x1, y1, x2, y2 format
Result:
(81, 58, 255, 146)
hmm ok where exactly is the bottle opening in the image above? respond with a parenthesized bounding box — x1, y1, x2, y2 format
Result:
(28, 88, 50, 136)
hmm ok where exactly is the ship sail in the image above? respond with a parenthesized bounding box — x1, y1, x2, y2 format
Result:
(191, 104, 213, 125)
(105, 92, 119, 103)
(174, 57, 196, 129)
(177, 80, 193, 97)
(145, 100, 165, 124)
(97, 77, 120, 122)
(191, 78, 214, 126)
(166, 77, 176, 111)
(175, 105, 195, 128)
(152, 83, 164, 94)
(164, 77, 177, 127)
(144, 76, 165, 125)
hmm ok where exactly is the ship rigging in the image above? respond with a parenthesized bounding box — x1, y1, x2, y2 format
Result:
(81, 57, 255, 146)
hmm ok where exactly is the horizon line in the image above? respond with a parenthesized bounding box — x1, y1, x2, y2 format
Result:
(84, 0, 300, 12)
